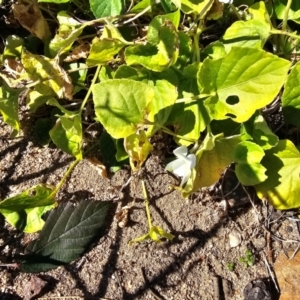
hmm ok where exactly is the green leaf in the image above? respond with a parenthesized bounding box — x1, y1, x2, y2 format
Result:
(125, 17, 179, 72)
(124, 130, 153, 171)
(200, 47, 291, 123)
(114, 66, 178, 135)
(181, 0, 213, 15)
(65, 62, 88, 94)
(221, 19, 270, 52)
(164, 9, 181, 28)
(92, 79, 154, 139)
(182, 134, 241, 197)
(27, 90, 55, 113)
(175, 31, 192, 68)
(87, 24, 130, 66)
(241, 113, 278, 150)
(87, 37, 125, 66)
(168, 62, 210, 145)
(274, 0, 300, 21)
(48, 12, 86, 57)
(3, 35, 23, 58)
(282, 61, 300, 127)
(0, 85, 21, 137)
(99, 131, 126, 172)
(19, 200, 110, 272)
(22, 51, 73, 99)
(129, 226, 174, 245)
(99, 65, 115, 81)
(0, 184, 56, 233)
(201, 41, 227, 61)
(234, 141, 267, 186)
(89, 0, 124, 18)
(255, 140, 300, 210)
(248, 1, 272, 25)
(130, 0, 152, 13)
(49, 114, 83, 160)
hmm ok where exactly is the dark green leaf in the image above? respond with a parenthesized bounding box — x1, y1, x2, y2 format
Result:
(89, 0, 125, 18)
(20, 200, 110, 273)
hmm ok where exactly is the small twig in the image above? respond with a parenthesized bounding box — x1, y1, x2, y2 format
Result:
(271, 234, 300, 244)
(122, 5, 152, 25)
(261, 252, 279, 293)
(290, 244, 300, 260)
(241, 185, 260, 222)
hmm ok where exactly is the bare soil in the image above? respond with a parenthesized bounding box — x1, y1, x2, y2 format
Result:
(1, 118, 300, 300)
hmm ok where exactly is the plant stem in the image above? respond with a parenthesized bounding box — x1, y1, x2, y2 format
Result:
(80, 65, 101, 112)
(141, 180, 152, 228)
(176, 93, 212, 103)
(270, 29, 300, 41)
(280, 0, 293, 46)
(229, 3, 242, 20)
(53, 159, 80, 195)
(160, 125, 198, 143)
(282, 0, 292, 32)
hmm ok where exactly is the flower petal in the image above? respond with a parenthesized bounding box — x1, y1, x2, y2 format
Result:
(181, 168, 191, 186)
(187, 154, 196, 169)
(173, 146, 188, 158)
(166, 158, 186, 177)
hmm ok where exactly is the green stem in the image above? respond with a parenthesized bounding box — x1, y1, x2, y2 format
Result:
(176, 93, 212, 103)
(80, 65, 101, 112)
(160, 125, 198, 143)
(282, 0, 292, 32)
(192, 19, 203, 63)
(270, 29, 300, 41)
(52, 159, 80, 195)
(280, 0, 293, 46)
(229, 3, 242, 20)
(142, 180, 152, 228)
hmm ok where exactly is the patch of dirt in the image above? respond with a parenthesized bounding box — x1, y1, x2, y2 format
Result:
(1, 120, 300, 300)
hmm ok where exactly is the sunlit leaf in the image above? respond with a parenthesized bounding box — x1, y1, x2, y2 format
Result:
(182, 134, 241, 197)
(130, 0, 152, 13)
(234, 141, 267, 186)
(3, 35, 23, 58)
(167, 62, 210, 145)
(255, 140, 300, 210)
(49, 114, 83, 160)
(0, 184, 56, 232)
(221, 20, 270, 52)
(22, 51, 73, 99)
(200, 47, 291, 123)
(129, 226, 174, 245)
(0, 84, 22, 137)
(125, 17, 179, 72)
(124, 130, 153, 171)
(282, 61, 300, 127)
(27, 90, 55, 113)
(20, 200, 110, 272)
(274, 0, 300, 21)
(181, 0, 213, 15)
(49, 12, 86, 57)
(92, 79, 154, 139)
(241, 113, 278, 150)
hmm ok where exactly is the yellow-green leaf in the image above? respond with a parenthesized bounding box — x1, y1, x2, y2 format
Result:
(200, 47, 291, 123)
(255, 140, 300, 210)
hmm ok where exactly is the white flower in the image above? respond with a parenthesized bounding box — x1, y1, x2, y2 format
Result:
(165, 146, 196, 186)
(219, 0, 233, 3)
